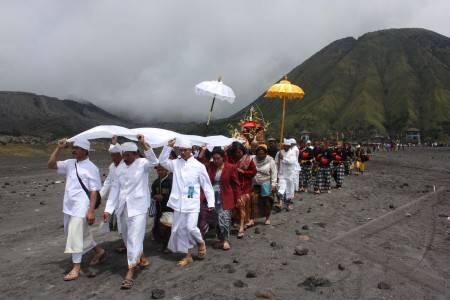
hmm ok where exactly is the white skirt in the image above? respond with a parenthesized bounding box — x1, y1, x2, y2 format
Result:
(64, 214, 96, 254)
(117, 207, 147, 268)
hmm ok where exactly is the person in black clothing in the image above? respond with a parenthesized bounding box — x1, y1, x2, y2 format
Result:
(299, 141, 314, 192)
(151, 165, 174, 252)
(342, 143, 354, 175)
(332, 143, 345, 188)
(267, 137, 279, 159)
(314, 142, 333, 194)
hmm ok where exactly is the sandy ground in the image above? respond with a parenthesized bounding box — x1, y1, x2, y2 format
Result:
(0, 147, 449, 300)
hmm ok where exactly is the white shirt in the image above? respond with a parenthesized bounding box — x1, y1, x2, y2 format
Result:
(99, 162, 119, 199)
(275, 149, 298, 178)
(292, 145, 301, 171)
(105, 149, 159, 218)
(159, 146, 214, 213)
(57, 158, 102, 218)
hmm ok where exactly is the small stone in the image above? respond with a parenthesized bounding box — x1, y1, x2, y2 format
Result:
(39, 201, 46, 205)
(11, 190, 16, 194)
(281, 261, 288, 265)
(389, 204, 395, 209)
(254, 228, 261, 234)
(302, 225, 309, 230)
(30, 193, 36, 197)
(233, 280, 247, 288)
(338, 264, 345, 271)
(86, 270, 97, 278)
(319, 203, 324, 206)
(295, 230, 302, 235)
(314, 222, 327, 228)
(246, 270, 257, 278)
(352, 260, 364, 265)
(405, 213, 412, 217)
(151, 288, 166, 299)
(299, 276, 331, 291)
(255, 290, 274, 299)
(294, 246, 309, 256)
(270, 241, 277, 247)
(438, 213, 448, 218)
(377, 281, 391, 290)
(4, 182, 10, 186)
(232, 258, 239, 264)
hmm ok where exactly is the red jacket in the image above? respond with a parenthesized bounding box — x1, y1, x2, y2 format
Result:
(206, 162, 241, 210)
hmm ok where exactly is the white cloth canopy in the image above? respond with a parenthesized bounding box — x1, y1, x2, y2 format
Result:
(68, 125, 237, 149)
(195, 80, 236, 103)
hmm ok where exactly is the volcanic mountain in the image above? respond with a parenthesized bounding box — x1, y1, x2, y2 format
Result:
(229, 28, 450, 142)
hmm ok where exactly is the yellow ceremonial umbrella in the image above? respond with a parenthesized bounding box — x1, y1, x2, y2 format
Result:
(264, 76, 305, 144)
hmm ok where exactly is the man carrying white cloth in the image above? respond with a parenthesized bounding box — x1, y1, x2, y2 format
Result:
(159, 138, 215, 267)
(103, 135, 158, 289)
(48, 138, 105, 281)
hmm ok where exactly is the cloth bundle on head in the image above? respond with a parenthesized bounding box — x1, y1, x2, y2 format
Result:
(73, 139, 90, 151)
(121, 142, 138, 152)
(108, 144, 122, 154)
(356, 144, 361, 149)
(306, 140, 311, 144)
(175, 138, 192, 149)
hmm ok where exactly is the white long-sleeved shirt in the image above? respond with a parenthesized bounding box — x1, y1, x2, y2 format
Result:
(99, 162, 119, 199)
(105, 149, 158, 217)
(291, 145, 301, 171)
(275, 149, 298, 178)
(159, 146, 214, 213)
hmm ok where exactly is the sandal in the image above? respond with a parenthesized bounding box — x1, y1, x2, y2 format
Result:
(222, 241, 231, 251)
(89, 249, 107, 266)
(177, 256, 193, 267)
(197, 242, 207, 259)
(63, 269, 80, 281)
(264, 219, 271, 225)
(120, 278, 134, 290)
(139, 256, 151, 268)
(245, 221, 255, 229)
(237, 230, 244, 239)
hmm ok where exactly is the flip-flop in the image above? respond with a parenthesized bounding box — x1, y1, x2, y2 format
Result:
(120, 278, 134, 290)
(63, 269, 80, 281)
(222, 242, 231, 251)
(89, 250, 107, 266)
(177, 256, 193, 267)
(237, 230, 244, 239)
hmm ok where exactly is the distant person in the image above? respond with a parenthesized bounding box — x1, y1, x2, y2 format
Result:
(47, 138, 105, 281)
(103, 135, 159, 289)
(290, 138, 301, 193)
(159, 138, 215, 267)
(227, 141, 257, 238)
(275, 139, 298, 210)
(342, 143, 353, 175)
(267, 137, 278, 159)
(99, 136, 126, 252)
(332, 143, 345, 189)
(314, 142, 333, 194)
(354, 145, 367, 175)
(299, 140, 314, 192)
(251, 145, 277, 225)
(151, 165, 173, 252)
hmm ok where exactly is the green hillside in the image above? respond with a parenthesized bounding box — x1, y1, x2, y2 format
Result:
(225, 28, 450, 142)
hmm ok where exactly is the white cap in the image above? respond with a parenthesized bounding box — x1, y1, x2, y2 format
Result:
(108, 143, 122, 154)
(121, 142, 138, 152)
(356, 144, 361, 148)
(73, 139, 90, 151)
(283, 138, 290, 145)
(306, 140, 311, 144)
(175, 138, 192, 149)
(290, 138, 297, 145)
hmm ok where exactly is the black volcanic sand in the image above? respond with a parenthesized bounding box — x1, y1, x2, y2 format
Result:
(0, 147, 449, 299)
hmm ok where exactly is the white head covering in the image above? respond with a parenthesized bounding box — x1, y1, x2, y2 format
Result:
(356, 144, 361, 149)
(283, 138, 290, 145)
(108, 143, 122, 154)
(306, 140, 311, 144)
(290, 138, 297, 145)
(121, 142, 138, 152)
(175, 138, 193, 149)
(73, 139, 90, 151)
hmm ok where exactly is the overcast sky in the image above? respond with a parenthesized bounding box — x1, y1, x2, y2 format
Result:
(1, 0, 449, 122)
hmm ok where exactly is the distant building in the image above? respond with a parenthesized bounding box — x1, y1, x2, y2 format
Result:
(300, 130, 311, 142)
(406, 128, 421, 144)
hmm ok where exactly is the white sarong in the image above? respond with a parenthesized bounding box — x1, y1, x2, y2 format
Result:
(278, 177, 295, 200)
(64, 214, 96, 263)
(168, 211, 203, 254)
(117, 207, 147, 268)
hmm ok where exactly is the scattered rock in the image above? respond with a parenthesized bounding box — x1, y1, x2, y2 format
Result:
(30, 193, 36, 197)
(232, 258, 239, 264)
(302, 225, 309, 230)
(223, 264, 236, 274)
(438, 213, 448, 218)
(377, 281, 391, 290)
(299, 276, 331, 291)
(281, 261, 288, 266)
(151, 288, 166, 299)
(294, 246, 309, 256)
(270, 241, 277, 247)
(389, 204, 395, 209)
(255, 290, 274, 299)
(319, 203, 324, 207)
(352, 260, 364, 265)
(405, 213, 412, 217)
(338, 264, 345, 271)
(314, 222, 327, 228)
(246, 270, 257, 278)
(254, 228, 261, 234)
(307, 208, 312, 213)
(39, 201, 46, 206)
(295, 230, 302, 235)
(233, 280, 247, 288)
(4, 182, 10, 186)
(11, 191, 16, 194)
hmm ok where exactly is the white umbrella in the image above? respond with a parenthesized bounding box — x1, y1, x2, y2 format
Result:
(195, 77, 236, 126)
